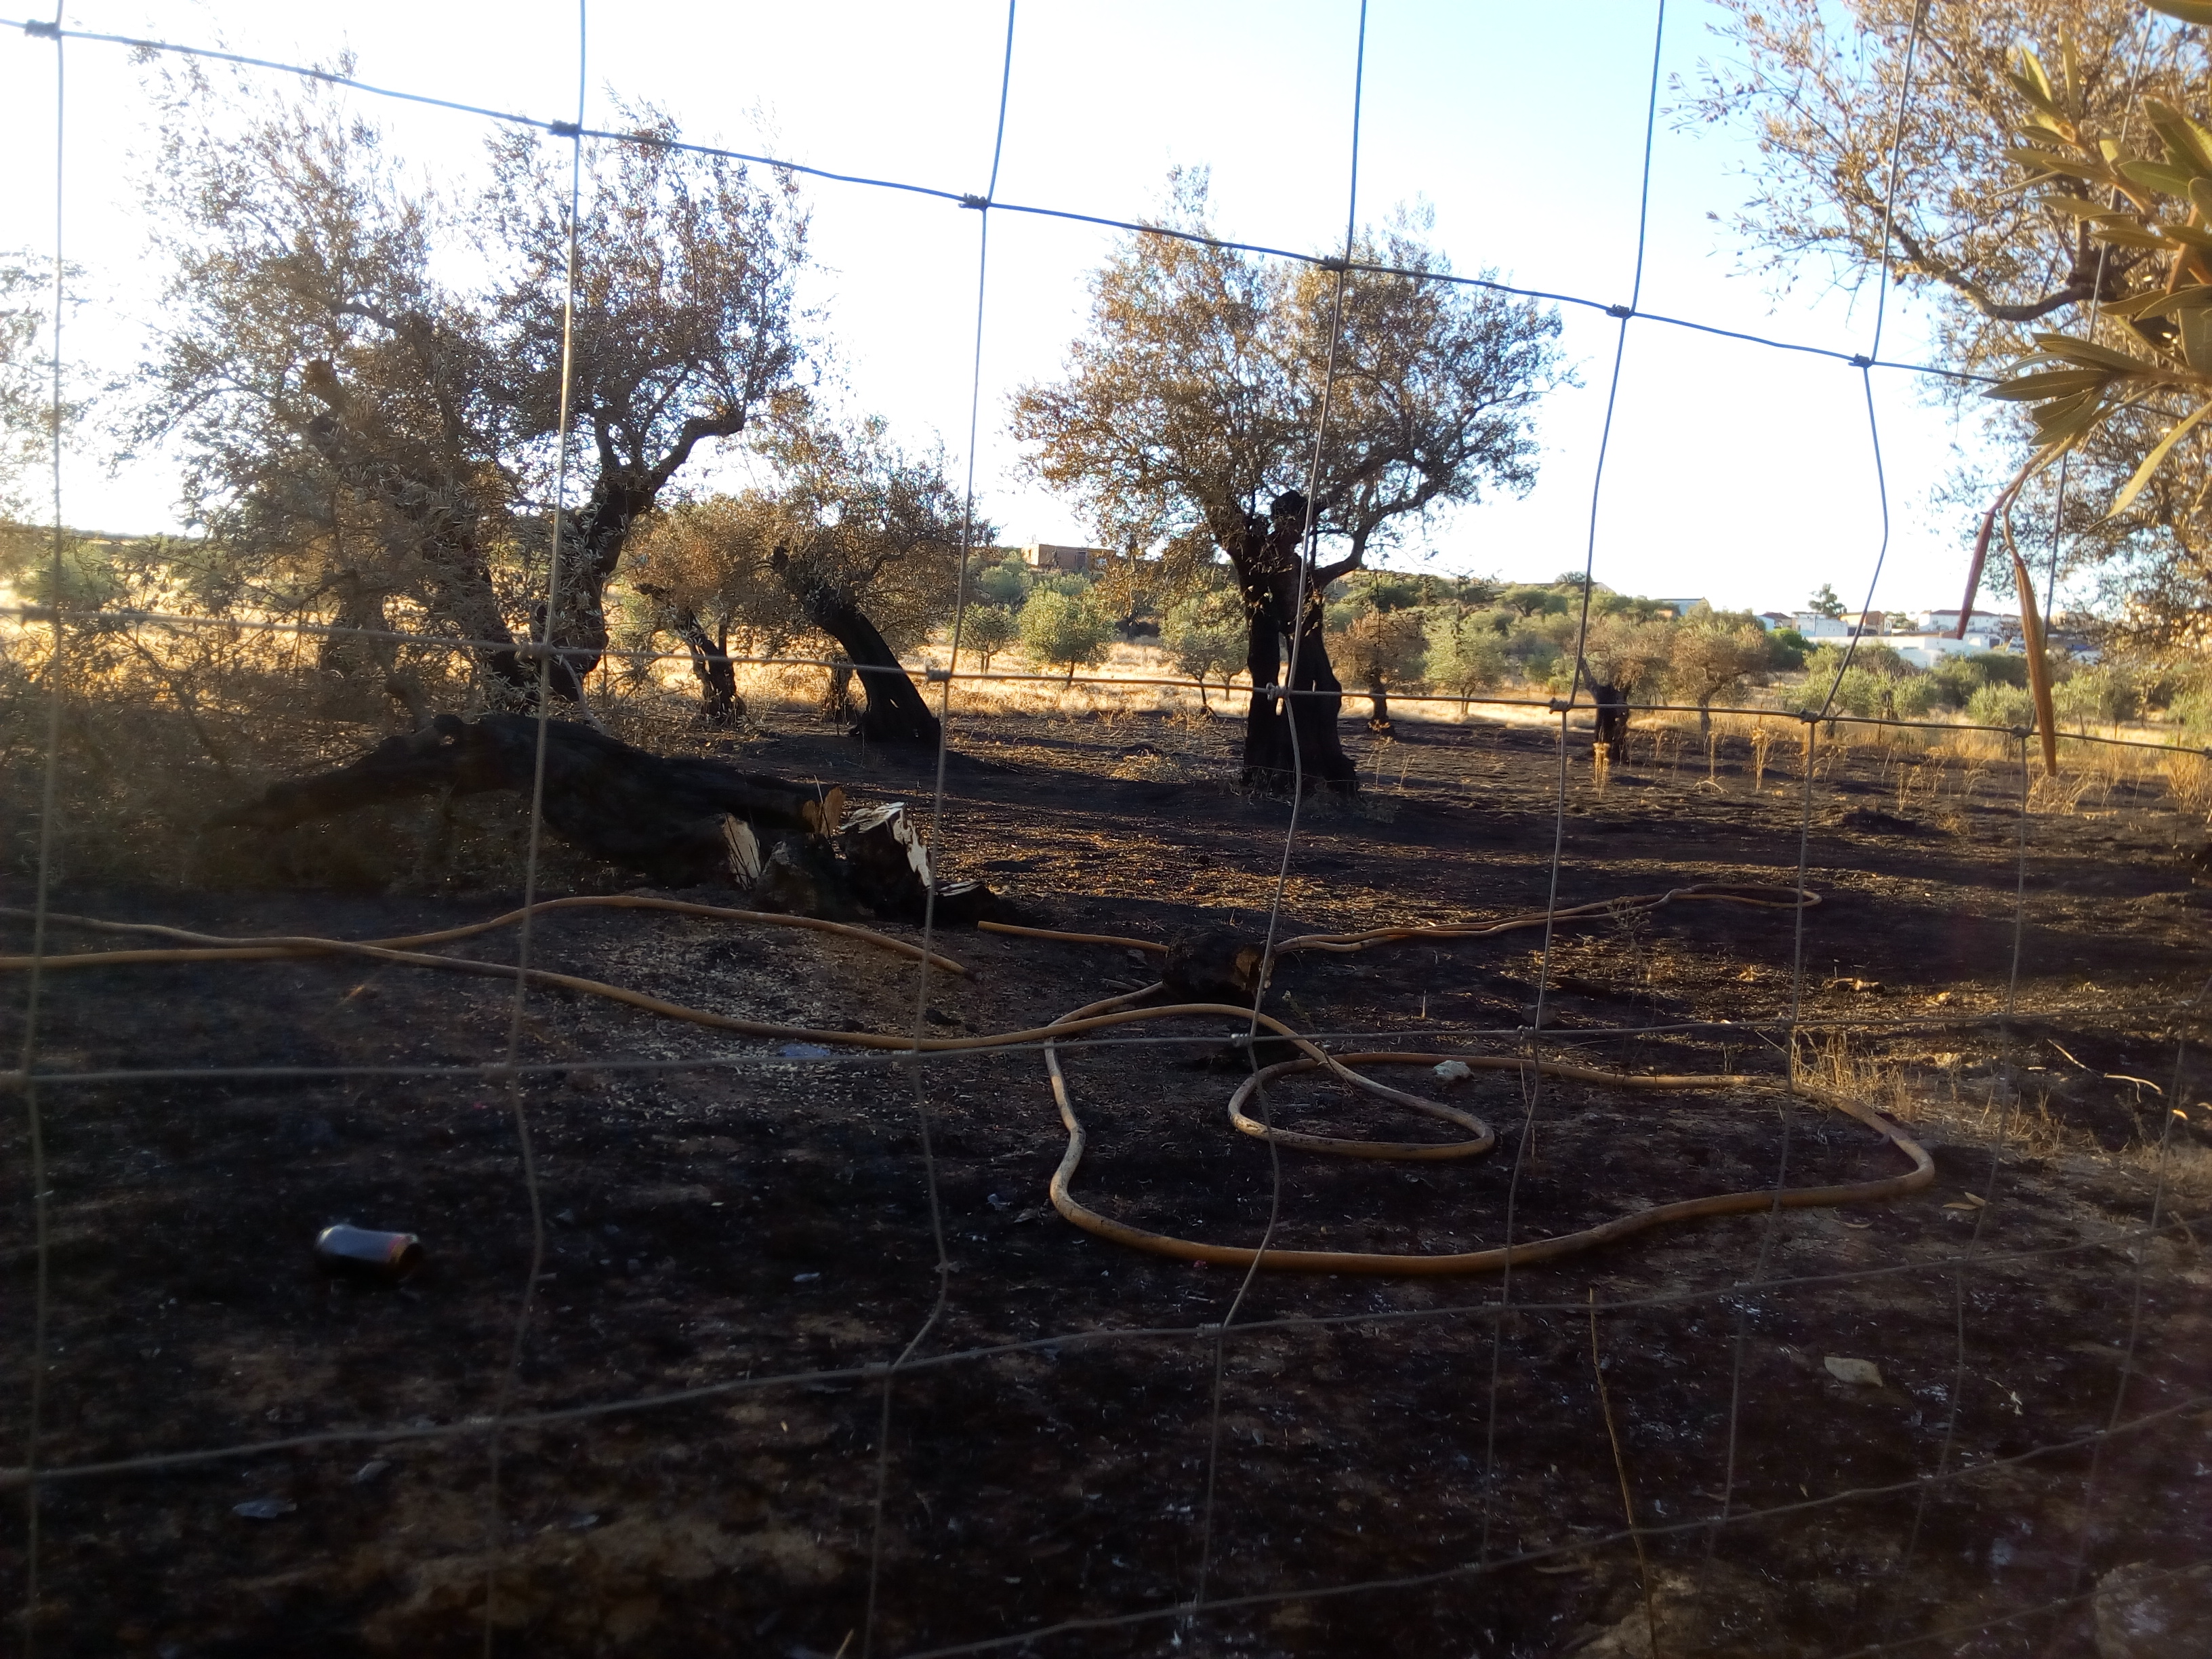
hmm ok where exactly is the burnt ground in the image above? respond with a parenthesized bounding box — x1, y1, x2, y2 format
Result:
(3, 701, 2211, 1658)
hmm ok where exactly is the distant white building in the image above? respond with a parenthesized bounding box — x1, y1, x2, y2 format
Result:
(1879, 634, 2016, 670)
(1793, 611, 1876, 638)
(1755, 611, 1795, 632)
(1915, 608, 2023, 644)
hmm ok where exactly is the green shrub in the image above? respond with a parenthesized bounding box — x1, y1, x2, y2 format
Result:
(960, 602, 1018, 670)
(975, 560, 1030, 607)
(1967, 651, 2029, 688)
(1967, 682, 2036, 729)
(2167, 685, 2212, 735)
(1426, 611, 1510, 708)
(1766, 627, 1809, 670)
(1018, 588, 1114, 682)
(1504, 615, 1564, 678)
(1893, 676, 1940, 719)
(1928, 655, 1988, 709)
(2052, 663, 2142, 729)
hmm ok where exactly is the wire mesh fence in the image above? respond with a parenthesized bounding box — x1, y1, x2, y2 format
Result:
(5, 3, 2211, 1657)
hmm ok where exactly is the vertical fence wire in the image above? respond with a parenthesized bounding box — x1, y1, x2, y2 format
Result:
(14, 8, 66, 1651)
(5, 3, 2207, 1653)
(2066, 968, 2211, 1602)
(478, 7, 590, 1646)
(862, 10, 1019, 1652)
(1187, 3, 1369, 1628)
(1706, 0, 1929, 1568)
(1883, 726, 2036, 1635)
(1478, 0, 1666, 1572)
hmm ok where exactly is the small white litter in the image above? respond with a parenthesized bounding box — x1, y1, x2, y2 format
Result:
(1824, 1356, 1884, 1389)
(1433, 1060, 1473, 1084)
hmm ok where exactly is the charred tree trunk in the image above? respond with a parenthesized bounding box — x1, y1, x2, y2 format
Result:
(1366, 680, 1393, 736)
(771, 548, 942, 747)
(1593, 680, 1631, 752)
(637, 586, 743, 727)
(314, 569, 398, 716)
(1223, 491, 1358, 796)
(223, 714, 837, 884)
(538, 409, 760, 704)
(221, 719, 1019, 923)
(676, 612, 742, 727)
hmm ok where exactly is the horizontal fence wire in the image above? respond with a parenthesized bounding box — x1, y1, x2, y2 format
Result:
(3, 14, 1998, 384)
(8, 7, 2208, 1656)
(0, 1008, 2162, 1090)
(3, 604, 2203, 756)
(6, 1199, 2201, 1490)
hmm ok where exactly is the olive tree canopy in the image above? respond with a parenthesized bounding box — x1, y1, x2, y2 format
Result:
(132, 74, 809, 712)
(1012, 171, 1563, 791)
(1684, 1, 2212, 646)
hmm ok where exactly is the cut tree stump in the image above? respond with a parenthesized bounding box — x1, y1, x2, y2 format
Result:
(834, 801, 1013, 925)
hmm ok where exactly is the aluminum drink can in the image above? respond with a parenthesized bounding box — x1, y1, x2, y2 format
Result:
(314, 1223, 424, 1282)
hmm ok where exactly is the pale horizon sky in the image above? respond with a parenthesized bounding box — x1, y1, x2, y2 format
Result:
(1, 1, 2026, 617)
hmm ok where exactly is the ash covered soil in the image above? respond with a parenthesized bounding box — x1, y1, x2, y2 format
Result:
(3, 705, 2210, 1658)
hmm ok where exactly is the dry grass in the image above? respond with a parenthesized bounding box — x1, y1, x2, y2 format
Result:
(1797, 1033, 2212, 1215)
(2163, 750, 2212, 822)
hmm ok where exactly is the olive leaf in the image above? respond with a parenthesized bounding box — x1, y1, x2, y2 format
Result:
(2146, 0, 2212, 26)
(2111, 399, 2212, 516)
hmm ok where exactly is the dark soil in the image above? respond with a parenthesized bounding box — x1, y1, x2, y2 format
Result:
(3, 702, 2209, 1658)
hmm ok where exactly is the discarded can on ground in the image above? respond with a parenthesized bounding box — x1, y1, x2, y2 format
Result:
(314, 1223, 423, 1283)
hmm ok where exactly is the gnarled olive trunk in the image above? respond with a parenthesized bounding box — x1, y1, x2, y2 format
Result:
(638, 585, 743, 727)
(771, 548, 942, 747)
(1593, 681, 1631, 752)
(1221, 491, 1358, 796)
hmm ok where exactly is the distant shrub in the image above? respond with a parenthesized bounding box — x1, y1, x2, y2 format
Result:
(1160, 591, 1246, 709)
(975, 561, 1031, 607)
(1967, 682, 2037, 730)
(1018, 588, 1113, 682)
(1968, 651, 2030, 689)
(1766, 627, 1809, 670)
(1426, 611, 1511, 709)
(2053, 663, 2142, 729)
(961, 603, 1018, 670)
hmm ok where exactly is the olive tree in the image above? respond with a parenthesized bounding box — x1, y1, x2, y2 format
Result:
(1668, 605, 1772, 736)
(1019, 588, 1114, 685)
(1686, 1, 2212, 646)
(133, 75, 808, 714)
(1012, 173, 1563, 794)
(1161, 586, 1247, 711)
(621, 409, 973, 741)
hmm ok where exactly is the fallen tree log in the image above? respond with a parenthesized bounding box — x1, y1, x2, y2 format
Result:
(222, 718, 1015, 929)
(223, 714, 842, 886)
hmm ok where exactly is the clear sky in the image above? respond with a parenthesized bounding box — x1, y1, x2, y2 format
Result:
(1, 1, 2018, 615)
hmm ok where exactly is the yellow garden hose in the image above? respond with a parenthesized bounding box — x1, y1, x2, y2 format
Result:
(3, 884, 1932, 1275)
(1040, 987, 1932, 1276)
